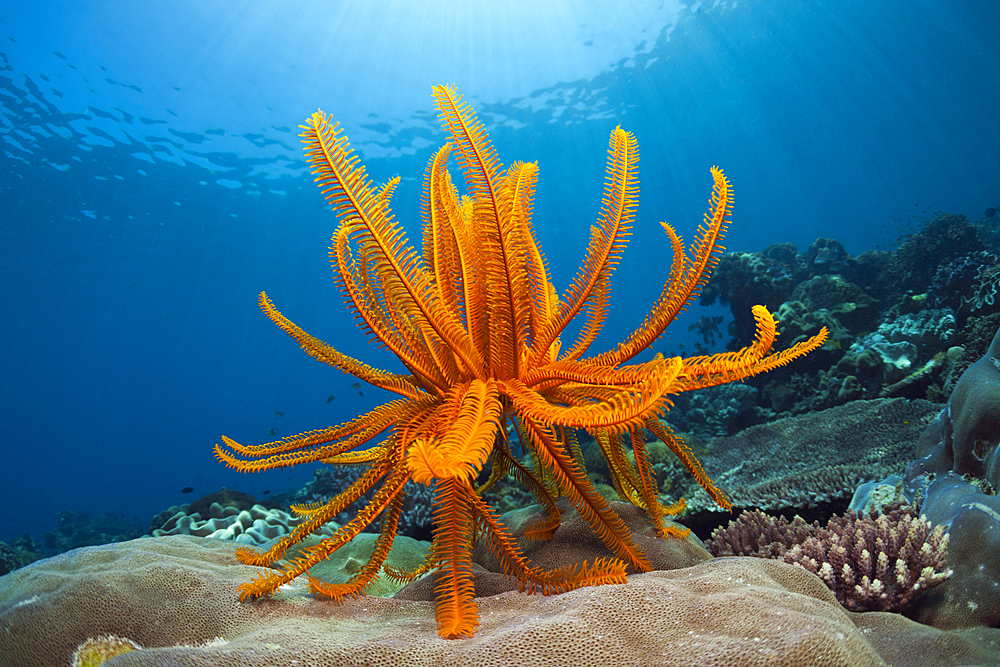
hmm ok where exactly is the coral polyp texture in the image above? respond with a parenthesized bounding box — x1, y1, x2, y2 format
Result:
(214, 85, 827, 637)
(2, 536, 1000, 667)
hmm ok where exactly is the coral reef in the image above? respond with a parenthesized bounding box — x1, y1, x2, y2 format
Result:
(706, 506, 951, 613)
(700, 247, 802, 347)
(928, 250, 1000, 316)
(3, 535, 1000, 666)
(285, 532, 430, 598)
(909, 326, 1000, 488)
(887, 214, 985, 295)
(847, 309, 956, 384)
(39, 510, 144, 556)
(665, 382, 759, 438)
(0, 541, 22, 576)
(469, 500, 712, 581)
(693, 213, 1000, 428)
(789, 273, 880, 333)
(71, 634, 141, 667)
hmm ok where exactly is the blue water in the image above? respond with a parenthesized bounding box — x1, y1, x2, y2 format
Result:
(1, 0, 998, 543)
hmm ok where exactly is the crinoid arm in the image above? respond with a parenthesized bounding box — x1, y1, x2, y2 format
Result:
(461, 479, 628, 595)
(428, 476, 479, 639)
(674, 305, 829, 391)
(591, 166, 733, 368)
(517, 417, 652, 572)
(236, 467, 410, 601)
(309, 494, 406, 602)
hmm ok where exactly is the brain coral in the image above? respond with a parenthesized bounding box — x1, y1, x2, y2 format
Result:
(2, 535, 999, 666)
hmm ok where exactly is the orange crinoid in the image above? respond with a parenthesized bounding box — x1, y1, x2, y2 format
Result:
(215, 84, 828, 638)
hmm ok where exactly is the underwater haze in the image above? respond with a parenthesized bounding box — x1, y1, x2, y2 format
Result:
(1, 0, 998, 544)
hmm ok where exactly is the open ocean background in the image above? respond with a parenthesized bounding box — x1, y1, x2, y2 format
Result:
(1, 0, 998, 544)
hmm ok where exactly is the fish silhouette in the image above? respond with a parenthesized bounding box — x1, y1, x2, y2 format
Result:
(986, 204, 999, 218)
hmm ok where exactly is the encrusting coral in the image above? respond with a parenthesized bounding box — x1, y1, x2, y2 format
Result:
(706, 505, 952, 613)
(214, 84, 827, 638)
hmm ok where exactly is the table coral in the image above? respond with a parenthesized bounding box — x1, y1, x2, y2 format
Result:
(682, 398, 940, 514)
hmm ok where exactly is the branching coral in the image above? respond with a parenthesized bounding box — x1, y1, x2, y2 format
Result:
(707, 505, 951, 612)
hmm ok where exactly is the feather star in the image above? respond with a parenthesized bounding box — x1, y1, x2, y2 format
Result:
(215, 84, 828, 638)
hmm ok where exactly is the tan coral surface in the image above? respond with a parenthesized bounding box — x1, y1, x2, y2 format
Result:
(0, 535, 997, 666)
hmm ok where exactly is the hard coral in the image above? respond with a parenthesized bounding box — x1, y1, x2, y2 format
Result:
(784, 509, 950, 613)
(706, 506, 951, 613)
(3, 535, 1000, 666)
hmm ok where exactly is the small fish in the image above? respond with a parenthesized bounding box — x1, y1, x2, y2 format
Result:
(267, 428, 277, 436)
(181, 487, 194, 494)
(986, 205, 999, 218)
(358, 391, 365, 397)
(274, 411, 285, 417)
(262, 489, 270, 495)
(325, 395, 336, 404)
(350, 382, 361, 389)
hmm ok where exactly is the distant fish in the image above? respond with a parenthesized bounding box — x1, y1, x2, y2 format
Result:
(986, 204, 999, 218)
(325, 395, 336, 404)
(350, 382, 361, 389)
(274, 411, 285, 417)
(266, 428, 277, 436)
(262, 489, 270, 495)
(358, 391, 365, 397)
(181, 487, 194, 494)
